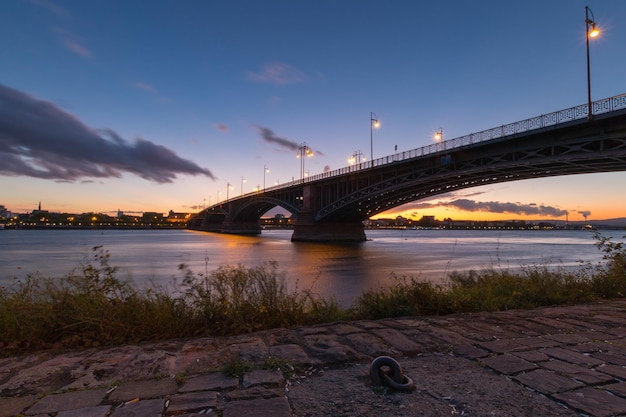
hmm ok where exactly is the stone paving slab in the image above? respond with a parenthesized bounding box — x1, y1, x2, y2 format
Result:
(554, 386, 626, 417)
(514, 369, 583, 394)
(24, 388, 108, 415)
(109, 378, 178, 402)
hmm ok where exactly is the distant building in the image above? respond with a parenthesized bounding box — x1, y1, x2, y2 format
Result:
(142, 212, 165, 222)
(0, 205, 8, 219)
(167, 210, 191, 223)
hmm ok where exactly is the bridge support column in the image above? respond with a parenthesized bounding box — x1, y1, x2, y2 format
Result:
(220, 220, 262, 235)
(291, 209, 366, 242)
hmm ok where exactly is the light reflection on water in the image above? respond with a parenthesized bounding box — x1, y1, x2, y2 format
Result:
(0, 228, 623, 306)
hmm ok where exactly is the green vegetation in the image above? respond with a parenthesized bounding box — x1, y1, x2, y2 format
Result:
(0, 232, 624, 354)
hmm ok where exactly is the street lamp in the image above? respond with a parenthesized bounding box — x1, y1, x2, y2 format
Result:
(263, 165, 270, 190)
(296, 143, 313, 181)
(434, 127, 446, 150)
(370, 112, 380, 162)
(241, 176, 246, 195)
(348, 150, 366, 166)
(226, 182, 233, 200)
(586, 6, 600, 121)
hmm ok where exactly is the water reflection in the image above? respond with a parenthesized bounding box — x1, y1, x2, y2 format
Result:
(0, 228, 622, 307)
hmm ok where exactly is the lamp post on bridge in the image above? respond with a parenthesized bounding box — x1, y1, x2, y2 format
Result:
(263, 165, 270, 190)
(434, 127, 444, 150)
(296, 143, 313, 181)
(241, 176, 246, 195)
(370, 112, 380, 163)
(226, 182, 233, 200)
(585, 6, 600, 121)
(348, 150, 366, 167)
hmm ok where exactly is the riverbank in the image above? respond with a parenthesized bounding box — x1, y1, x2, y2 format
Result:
(3, 300, 626, 416)
(1, 231, 624, 354)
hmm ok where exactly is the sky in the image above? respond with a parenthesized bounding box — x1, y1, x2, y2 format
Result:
(1, 0, 625, 222)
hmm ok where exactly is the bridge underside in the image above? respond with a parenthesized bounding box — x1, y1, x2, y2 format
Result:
(189, 109, 626, 242)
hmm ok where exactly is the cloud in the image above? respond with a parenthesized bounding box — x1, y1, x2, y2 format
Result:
(444, 199, 569, 217)
(400, 199, 569, 218)
(254, 125, 324, 156)
(0, 84, 215, 183)
(214, 123, 230, 133)
(29, 0, 71, 18)
(55, 28, 92, 58)
(247, 62, 308, 85)
(577, 210, 592, 218)
(134, 82, 157, 93)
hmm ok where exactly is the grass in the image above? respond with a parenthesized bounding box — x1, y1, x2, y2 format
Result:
(0, 232, 624, 354)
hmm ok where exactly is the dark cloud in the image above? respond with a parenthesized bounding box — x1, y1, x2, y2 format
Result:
(445, 199, 568, 217)
(0, 84, 215, 183)
(399, 199, 569, 217)
(255, 125, 324, 155)
(578, 210, 592, 218)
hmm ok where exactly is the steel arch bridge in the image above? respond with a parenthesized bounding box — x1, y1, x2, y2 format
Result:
(188, 94, 626, 241)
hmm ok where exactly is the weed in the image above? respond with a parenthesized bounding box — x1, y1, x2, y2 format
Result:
(222, 360, 252, 378)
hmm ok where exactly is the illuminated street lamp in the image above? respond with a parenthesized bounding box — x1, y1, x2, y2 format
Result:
(217, 190, 221, 203)
(370, 112, 380, 162)
(241, 176, 246, 195)
(434, 127, 443, 142)
(348, 150, 366, 166)
(263, 165, 270, 190)
(296, 143, 313, 181)
(586, 6, 600, 120)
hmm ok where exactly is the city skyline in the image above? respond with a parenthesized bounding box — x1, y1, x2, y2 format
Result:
(2, 0, 626, 223)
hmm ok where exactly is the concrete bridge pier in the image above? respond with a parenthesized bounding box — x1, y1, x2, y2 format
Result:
(220, 220, 262, 235)
(291, 207, 366, 242)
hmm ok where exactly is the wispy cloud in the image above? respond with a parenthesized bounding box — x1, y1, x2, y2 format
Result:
(0, 84, 215, 183)
(55, 28, 92, 59)
(134, 82, 157, 93)
(214, 123, 230, 133)
(247, 62, 308, 85)
(254, 125, 324, 156)
(29, 0, 70, 18)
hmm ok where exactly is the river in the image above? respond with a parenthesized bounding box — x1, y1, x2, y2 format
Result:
(0, 228, 623, 306)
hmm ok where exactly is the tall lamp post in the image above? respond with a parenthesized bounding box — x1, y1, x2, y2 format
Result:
(434, 127, 444, 150)
(296, 143, 313, 181)
(585, 6, 600, 121)
(263, 165, 270, 190)
(370, 112, 380, 163)
(226, 182, 233, 200)
(348, 150, 366, 166)
(241, 176, 246, 195)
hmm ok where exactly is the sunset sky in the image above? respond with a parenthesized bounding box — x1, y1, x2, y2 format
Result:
(1, 0, 625, 222)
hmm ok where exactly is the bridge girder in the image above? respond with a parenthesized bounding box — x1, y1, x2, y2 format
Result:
(188, 106, 626, 240)
(313, 113, 626, 222)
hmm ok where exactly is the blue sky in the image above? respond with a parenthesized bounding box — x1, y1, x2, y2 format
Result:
(1, 0, 625, 221)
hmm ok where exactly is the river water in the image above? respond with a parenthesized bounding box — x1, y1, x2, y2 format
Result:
(0, 229, 623, 306)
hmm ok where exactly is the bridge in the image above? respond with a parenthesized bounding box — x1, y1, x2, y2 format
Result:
(188, 94, 626, 242)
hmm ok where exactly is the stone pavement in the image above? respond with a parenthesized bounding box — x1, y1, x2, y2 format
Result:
(2, 300, 626, 416)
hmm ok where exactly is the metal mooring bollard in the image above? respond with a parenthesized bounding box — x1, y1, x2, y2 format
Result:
(369, 356, 416, 391)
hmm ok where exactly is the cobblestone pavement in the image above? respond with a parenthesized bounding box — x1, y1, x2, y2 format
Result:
(2, 300, 626, 416)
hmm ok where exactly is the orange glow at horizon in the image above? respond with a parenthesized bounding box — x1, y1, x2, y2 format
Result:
(371, 206, 623, 222)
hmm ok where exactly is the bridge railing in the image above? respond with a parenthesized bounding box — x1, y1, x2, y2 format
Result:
(232, 93, 626, 199)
